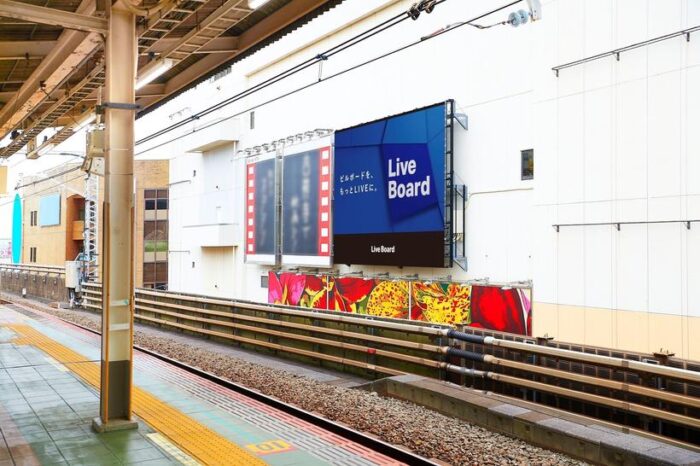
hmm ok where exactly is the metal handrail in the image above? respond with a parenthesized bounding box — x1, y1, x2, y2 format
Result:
(0, 263, 66, 275)
(553, 219, 699, 232)
(552, 25, 700, 76)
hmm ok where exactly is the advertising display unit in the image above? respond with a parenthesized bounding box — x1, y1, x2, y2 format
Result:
(245, 149, 278, 265)
(333, 101, 454, 267)
(280, 137, 332, 267)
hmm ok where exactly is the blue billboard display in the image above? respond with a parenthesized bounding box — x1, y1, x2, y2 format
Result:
(333, 102, 452, 267)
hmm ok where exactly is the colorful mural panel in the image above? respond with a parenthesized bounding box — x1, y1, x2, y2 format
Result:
(267, 272, 532, 336)
(411, 282, 470, 325)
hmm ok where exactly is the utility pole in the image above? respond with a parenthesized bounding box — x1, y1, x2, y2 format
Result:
(93, 0, 137, 432)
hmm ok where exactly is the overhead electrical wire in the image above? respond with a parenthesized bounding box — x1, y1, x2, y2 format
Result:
(135, 0, 523, 156)
(136, 0, 450, 146)
(0, 172, 86, 209)
(14, 164, 83, 190)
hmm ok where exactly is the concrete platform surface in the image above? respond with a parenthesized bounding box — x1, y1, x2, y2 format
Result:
(0, 304, 401, 465)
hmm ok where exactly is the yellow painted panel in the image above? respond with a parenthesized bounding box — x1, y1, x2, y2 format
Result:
(583, 307, 614, 349)
(688, 318, 700, 362)
(555, 304, 586, 345)
(647, 313, 684, 357)
(9, 324, 265, 466)
(531, 302, 558, 339)
(614, 309, 649, 354)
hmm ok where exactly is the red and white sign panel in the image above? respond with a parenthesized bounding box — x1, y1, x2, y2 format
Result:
(280, 137, 332, 267)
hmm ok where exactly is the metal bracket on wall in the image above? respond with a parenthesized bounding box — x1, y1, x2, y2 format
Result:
(454, 113, 468, 130)
(552, 25, 700, 76)
(97, 102, 142, 112)
(553, 219, 698, 232)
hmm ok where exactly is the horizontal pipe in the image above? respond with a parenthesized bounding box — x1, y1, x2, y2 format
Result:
(136, 298, 442, 353)
(486, 337, 700, 385)
(484, 355, 700, 410)
(136, 313, 406, 377)
(488, 372, 700, 430)
(136, 306, 443, 369)
(447, 329, 485, 344)
(84, 284, 700, 386)
(444, 364, 489, 378)
(446, 347, 486, 363)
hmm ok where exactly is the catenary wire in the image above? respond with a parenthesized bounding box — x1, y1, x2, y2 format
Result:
(135, 0, 522, 156)
(136, 0, 451, 145)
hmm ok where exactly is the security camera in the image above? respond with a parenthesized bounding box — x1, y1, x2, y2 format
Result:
(527, 0, 542, 21)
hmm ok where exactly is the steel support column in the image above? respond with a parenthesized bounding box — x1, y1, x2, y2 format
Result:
(93, 0, 137, 433)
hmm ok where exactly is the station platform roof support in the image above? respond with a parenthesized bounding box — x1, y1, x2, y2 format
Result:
(0, 0, 340, 431)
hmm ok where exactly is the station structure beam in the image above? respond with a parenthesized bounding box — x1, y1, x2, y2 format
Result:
(0, 0, 108, 34)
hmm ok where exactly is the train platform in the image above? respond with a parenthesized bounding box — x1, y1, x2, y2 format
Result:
(0, 303, 404, 465)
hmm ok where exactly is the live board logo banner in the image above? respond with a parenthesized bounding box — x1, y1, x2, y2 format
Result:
(333, 101, 452, 267)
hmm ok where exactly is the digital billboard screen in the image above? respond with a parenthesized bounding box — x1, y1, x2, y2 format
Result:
(281, 138, 332, 267)
(333, 102, 453, 267)
(245, 151, 277, 264)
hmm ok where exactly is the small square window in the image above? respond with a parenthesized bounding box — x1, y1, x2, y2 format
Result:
(521, 149, 534, 180)
(261, 274, 269, 288)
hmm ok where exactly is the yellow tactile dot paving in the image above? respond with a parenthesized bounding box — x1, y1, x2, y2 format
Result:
(8, 324, 267, 466)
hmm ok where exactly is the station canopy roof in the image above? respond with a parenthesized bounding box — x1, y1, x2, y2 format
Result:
(0, 0, 340, 158)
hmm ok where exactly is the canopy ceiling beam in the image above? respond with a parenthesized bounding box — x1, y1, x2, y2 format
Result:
(0, 0, 108, 34)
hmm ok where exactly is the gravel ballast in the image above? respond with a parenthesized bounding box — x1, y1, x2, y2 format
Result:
(6, 298, 588, 466)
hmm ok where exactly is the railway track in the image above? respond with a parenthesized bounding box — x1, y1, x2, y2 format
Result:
(2, 300, 437, 466)
(76, 282, 700, 449)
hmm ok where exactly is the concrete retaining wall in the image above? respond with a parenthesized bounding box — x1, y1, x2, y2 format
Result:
(367, 375, 700, 466)
(0, 269, 68, 303)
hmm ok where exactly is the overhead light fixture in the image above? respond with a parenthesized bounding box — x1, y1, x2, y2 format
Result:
(135, 58, 174, 90)
(248, 0, 272, 9)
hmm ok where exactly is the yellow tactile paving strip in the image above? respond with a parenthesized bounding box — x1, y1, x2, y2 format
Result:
(8, 324, 266, 466)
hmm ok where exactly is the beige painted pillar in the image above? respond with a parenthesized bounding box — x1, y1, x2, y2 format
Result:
(93, 0, 137, 433)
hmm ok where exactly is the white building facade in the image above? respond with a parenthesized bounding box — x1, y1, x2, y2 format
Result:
(135, 0, 700, 359)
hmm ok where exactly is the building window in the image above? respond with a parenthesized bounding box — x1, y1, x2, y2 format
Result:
(143, 188, 169, 289)
(29, 247, 37, 263)
(250, 111, 255, 130)
(521, 149, 534, 180)
(30, 211, 38, 226)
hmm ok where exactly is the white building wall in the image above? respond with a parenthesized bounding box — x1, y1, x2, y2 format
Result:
(532, 0, 700, 359)
(139, 0, 700, 358)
